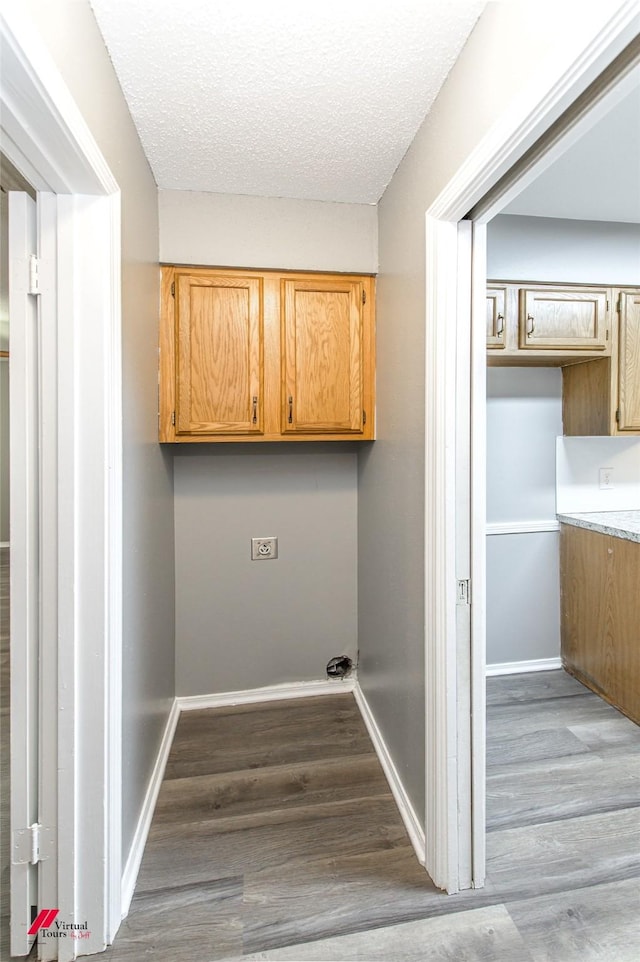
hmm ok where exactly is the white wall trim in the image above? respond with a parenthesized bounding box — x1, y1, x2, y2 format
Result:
(353, 683, 426, 866)
(120, 699, 180, 919)
(486, 520, 560, 536)
(486, 658, 562, 677)
(177, 678, 356, 712)
(0, 8, 117, 194)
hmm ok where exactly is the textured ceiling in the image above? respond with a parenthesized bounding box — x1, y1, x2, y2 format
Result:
(89, 0, 484, 203)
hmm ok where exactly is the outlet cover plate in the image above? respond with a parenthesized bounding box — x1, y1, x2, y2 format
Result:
(251, 537, 278, 560)
(599, 467, 614, 490)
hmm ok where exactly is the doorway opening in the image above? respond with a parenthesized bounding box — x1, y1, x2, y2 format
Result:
(424, 20, 640, 895)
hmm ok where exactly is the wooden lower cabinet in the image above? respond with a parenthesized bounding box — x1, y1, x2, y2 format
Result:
(160, 266, 375, 442)
(560, 523, 640, 725)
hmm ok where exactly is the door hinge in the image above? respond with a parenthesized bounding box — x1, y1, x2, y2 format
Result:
(616, 408, 620, 424)
(171, 411, 176, 426)
(28, 254, 40, 295)
(12, 824, 54, 865)
(362, 410, 366, 426)
(456, 579, 471, 605)
(362, 289, 366, 305)
(171, 281, 175, 298)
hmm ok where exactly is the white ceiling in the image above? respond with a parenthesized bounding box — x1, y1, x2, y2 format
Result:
(89, 0, 484, 204)
(503, 81, 640, 224)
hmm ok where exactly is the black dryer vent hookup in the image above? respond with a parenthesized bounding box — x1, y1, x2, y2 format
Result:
(326, 655, 353, 679)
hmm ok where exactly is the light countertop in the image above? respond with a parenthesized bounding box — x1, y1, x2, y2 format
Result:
(557, 510, 640, 544)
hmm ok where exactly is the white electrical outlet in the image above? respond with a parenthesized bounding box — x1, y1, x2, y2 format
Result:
(251, 537, 278, 560)
(599, 467, 614, 490)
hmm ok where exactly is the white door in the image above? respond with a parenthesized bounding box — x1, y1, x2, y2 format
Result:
(9, 190, 40, 957)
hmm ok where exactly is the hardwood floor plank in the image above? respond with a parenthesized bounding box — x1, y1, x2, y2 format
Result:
(486, 670, 588, 707)
(487, 749, 640, 830)
(99, 878, 243, 962)
(507, 877, 640, 962)
(166, 695, 370, 779)
(241, 845, 441, 955)
(154, 754, 388, 826)
(484, 808, 640, 903)
(146, 792, 394, 839)
(137, 796, 407, 893)
(486, 726, 591, 770)
(487, 691, 623, 738)
(222, 905, 535, 962)
(569, 717, 640, 753)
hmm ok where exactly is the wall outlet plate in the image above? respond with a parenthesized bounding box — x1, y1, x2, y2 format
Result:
(251, 537, 278, 560)
(599, 467, 614, 490)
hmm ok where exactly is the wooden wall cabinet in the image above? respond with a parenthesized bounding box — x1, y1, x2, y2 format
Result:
(487, 280, 639, 436)
(486, 286, 507, 349)
(487, 281, 611, 363)
(160, 266, 375, 442)
(617, 290, 640, 432)
(563, 289, 640, 436)
(560, 523, 640, 725)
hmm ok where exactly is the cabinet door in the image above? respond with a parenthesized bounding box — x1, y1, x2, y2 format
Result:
(176, 273, 263, 435)
(618, 291, 640, 432)
(486, 287, 506, 349)
(519, 287, 608, 351)
(281, 277, 364, 434)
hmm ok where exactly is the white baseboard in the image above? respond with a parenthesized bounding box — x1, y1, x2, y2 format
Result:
(120, 697, 180, 917)
(486, 520, 560, 536)
(176, 677, 356, 712)
(352, 682, 426, 866)
(486, 657, 562, 676)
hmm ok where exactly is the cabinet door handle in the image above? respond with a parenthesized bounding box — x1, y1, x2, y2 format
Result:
(288, 396, 293, 424)
(496, 313, 504, 337)
(252, 396, 258, 424)
(527, 313, 535, 337)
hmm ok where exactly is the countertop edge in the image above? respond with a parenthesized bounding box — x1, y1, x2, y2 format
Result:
(557, 512, 640, 544)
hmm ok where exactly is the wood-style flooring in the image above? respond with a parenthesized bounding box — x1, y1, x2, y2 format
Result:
(101, 669, 640, 962)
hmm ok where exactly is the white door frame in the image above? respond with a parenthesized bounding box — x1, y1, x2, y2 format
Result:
(1, 7, 122, 957)
(9, 191, 40, 957)
(423, 2, 640, 893)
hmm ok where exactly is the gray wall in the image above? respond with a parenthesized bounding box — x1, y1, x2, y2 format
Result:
(486, 369, 562, 666)
(174, 449, 357, 695)
(162, 190, 376, 696)
(22, 0, 176, 863)
(160, 190, 378, 273)
(488, 215, 640, 285)
(359, 3, 620, 824)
